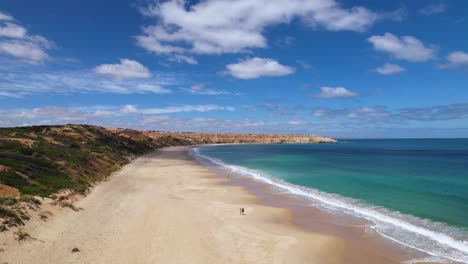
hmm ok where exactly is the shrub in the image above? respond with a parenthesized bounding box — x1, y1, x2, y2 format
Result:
(14, 230, 30, 241)
(0, 206, 24, 226)
(60, 202, 81, 212)
(19, 195, 41, 205)
(0, 197, 18, 206)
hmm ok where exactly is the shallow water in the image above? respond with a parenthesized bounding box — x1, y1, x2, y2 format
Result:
(194, 139, 468, 263)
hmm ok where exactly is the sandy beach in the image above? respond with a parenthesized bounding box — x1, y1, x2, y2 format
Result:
(0, 146, 403, 264)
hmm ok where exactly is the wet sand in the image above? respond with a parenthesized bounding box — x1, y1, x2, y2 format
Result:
(195, 148, 432, 264)
(0, 146, 421, 263)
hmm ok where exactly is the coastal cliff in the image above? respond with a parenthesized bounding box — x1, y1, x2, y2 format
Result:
(0, 124, 334, 232)
(0, 125, 336, 197)
(0, 124, 335, 197)
(111, 129, 337, 145)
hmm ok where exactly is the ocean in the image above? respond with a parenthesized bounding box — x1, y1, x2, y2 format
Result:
(192, 139, 468, 263)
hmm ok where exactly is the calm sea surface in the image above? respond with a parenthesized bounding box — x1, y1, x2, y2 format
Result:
(195, 139, 468, 263)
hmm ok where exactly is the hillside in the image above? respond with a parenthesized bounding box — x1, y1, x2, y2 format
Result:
(0, 125, 158, 197)
(0, 124, 336, 198)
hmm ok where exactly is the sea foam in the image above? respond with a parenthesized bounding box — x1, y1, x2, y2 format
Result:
(191, 147, 468, 264)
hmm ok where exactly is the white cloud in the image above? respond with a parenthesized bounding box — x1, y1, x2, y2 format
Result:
(119, 104, 233, 115)
(0, 70, 176, 96)
(0, 91, 22, 98)
(0, 104, 237, 128)
(136, 116, 284, 132)
(170, 54, 198, 64)
(368, 33, 435, 62)
(183, 84, 230, 95)
(0, 23, 27, 38)
(419, 3, 446, 16)
(375, 63, 405, 75)
(141, 105, 233, 114)
(190, 84, 204, 91)
(306, 5, 378, 32)
(135, 84, 171, 94)
(94, 59, 151, 80)
(0, 12, 13, 21)
(311, 104, 468, 125)
(288, 120, 306, 125)
(312, 87, 358, 98)
(225, 57, 294, 79)
(93, 110, 114, 117)
(120, 105, 139, 114)
(438, 51, 468, 69)
(0, 13, 53, 63)
(0, 40, 49, 62)
(312, 106, 391, 122)
(136, 0, 381, 62)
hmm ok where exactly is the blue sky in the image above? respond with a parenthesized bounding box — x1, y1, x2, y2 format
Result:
(0, 0, 467, 138)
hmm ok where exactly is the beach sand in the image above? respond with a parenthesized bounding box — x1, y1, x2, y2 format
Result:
(0, 146, 402, 264)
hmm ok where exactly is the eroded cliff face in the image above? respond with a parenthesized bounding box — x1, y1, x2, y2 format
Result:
(111, 129, 337, 144)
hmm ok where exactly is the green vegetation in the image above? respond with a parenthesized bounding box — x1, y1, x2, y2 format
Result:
(0, 124, 333, 199)
(0, 197, 17, 206)
(18, 195, 41, 205)
(0, 206, 24, 226)
(59, 201, 82, 212)
(0, 125, 156, 197)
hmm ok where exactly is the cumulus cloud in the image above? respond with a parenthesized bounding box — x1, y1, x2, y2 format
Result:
(0, 12, 53, 63)
(94, 59, 151, 80)
(0, 70, 176, 96)
(311, 87, 358, 98)
(224, 57, 294, 79)
(136, 0, 381, 62)
(374, 63, 405, 75)
(368, 33, 435, 62)
(438, 51, 468, 69)
(419, 3, 446, 16)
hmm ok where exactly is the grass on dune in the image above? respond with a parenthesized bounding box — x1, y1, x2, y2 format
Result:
(0, 125, 155, 197)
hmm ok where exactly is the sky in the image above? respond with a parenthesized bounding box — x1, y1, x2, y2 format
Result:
(0, 0, 467, 138)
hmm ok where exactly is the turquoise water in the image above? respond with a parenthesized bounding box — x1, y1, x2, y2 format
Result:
(194, 139, 468, 263)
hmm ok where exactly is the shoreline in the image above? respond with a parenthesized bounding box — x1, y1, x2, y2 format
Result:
(0, 146, 359, 263)
(0, 146, 442, 263)
(190, 145, 456, 264)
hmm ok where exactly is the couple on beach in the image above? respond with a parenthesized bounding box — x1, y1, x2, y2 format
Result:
(239, 208, 245, 215)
